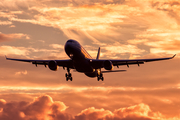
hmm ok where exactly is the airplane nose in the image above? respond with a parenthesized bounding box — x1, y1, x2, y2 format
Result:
(65, 39, 81, 55)
(65, 41, 74, 54)
(65, 39, 78, 50)
(65, 41, 72, 49)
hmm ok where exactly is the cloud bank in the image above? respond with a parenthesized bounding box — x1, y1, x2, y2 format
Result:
(1, 0, 180, 58)
(0, 95, 178, 120)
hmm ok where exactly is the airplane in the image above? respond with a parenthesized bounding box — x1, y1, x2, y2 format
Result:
(6, 39, 176, 81)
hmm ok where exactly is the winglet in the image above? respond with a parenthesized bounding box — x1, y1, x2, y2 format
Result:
(5, 55, 7, 59)
(96, 47, 101, 59)
(172, 54, 176, 58)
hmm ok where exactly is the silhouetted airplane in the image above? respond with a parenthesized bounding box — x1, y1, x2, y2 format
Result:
(6, 39, 176, 81)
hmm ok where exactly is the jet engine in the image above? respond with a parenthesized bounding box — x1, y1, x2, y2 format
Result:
(103, 60, 113, 70)
(48, 60, 58, 71)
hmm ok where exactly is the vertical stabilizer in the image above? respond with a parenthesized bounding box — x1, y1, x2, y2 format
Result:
(96, 47, 101, 59)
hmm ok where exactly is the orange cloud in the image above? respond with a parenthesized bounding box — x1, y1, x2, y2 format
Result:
(0, 45, 29, 56)
(75, 104, 162, 120)
(15, 70, 27, 75)
(0, 33, 30, 42)
(102, 43, 145, 58)
(23, 0, 180, 56)
(0, 0, 29, 10)
(0, 95, 178, 120)
(0, 20, 12, 25)
(0, 45, 63, 58)
(114, 103, 152, 119)
(0, 95, 69, 120)
(75, 107, 113, 120)
(1, 0, 180, 57)
(50, 44, 64, 49)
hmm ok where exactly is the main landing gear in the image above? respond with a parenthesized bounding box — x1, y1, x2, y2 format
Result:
(65, 68, 72, 81)
(97, 73, 104, 81)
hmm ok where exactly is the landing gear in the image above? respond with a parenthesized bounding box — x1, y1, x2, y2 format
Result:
(65, 68, 72, 81)
(97, 73, 104, 81)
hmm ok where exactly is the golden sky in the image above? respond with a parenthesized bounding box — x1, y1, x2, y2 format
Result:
(0, 0, 180, 119)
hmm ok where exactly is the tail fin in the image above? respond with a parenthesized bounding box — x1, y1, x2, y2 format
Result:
(96, 47, 101, 59)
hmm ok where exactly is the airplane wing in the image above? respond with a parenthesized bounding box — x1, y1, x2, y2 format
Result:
(5, 56, 74, 68)
(6, 54, 176, 69)
(90, 54, 176, 69)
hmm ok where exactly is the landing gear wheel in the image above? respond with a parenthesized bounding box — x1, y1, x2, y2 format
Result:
(65, 67, 73, 81)
(69, 73, 72, 77)
(97, 76, 104, 81)
(97, 72, 104, 81)
(101, 77, 104, 81)
(100, 74, 103, 78)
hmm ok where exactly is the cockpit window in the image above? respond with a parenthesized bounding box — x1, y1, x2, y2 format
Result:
(68, 40, 74, 43)
(67, 39, 79, 45)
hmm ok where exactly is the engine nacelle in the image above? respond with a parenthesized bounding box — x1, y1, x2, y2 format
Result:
(48, 60, 58, 71)
(103, 60, 113, 70)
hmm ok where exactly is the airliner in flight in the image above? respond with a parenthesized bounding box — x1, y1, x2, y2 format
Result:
(6, 39, 175, 81)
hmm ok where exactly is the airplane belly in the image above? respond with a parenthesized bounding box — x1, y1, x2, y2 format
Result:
(74, 62, 94, 72)
(84, 71, 97, 78)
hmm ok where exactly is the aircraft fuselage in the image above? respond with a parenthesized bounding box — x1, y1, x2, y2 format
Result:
(65, 39, 97, 77)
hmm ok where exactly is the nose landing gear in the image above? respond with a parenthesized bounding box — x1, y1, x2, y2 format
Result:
(65, 68, 72, 81)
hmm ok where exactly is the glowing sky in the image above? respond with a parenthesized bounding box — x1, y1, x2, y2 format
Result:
(0, 0, 180, 119)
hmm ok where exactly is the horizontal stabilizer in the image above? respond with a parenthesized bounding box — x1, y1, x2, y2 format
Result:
(102, 70, 126, 73)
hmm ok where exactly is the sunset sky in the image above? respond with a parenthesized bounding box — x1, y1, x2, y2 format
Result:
(0, 0, 180, 119)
